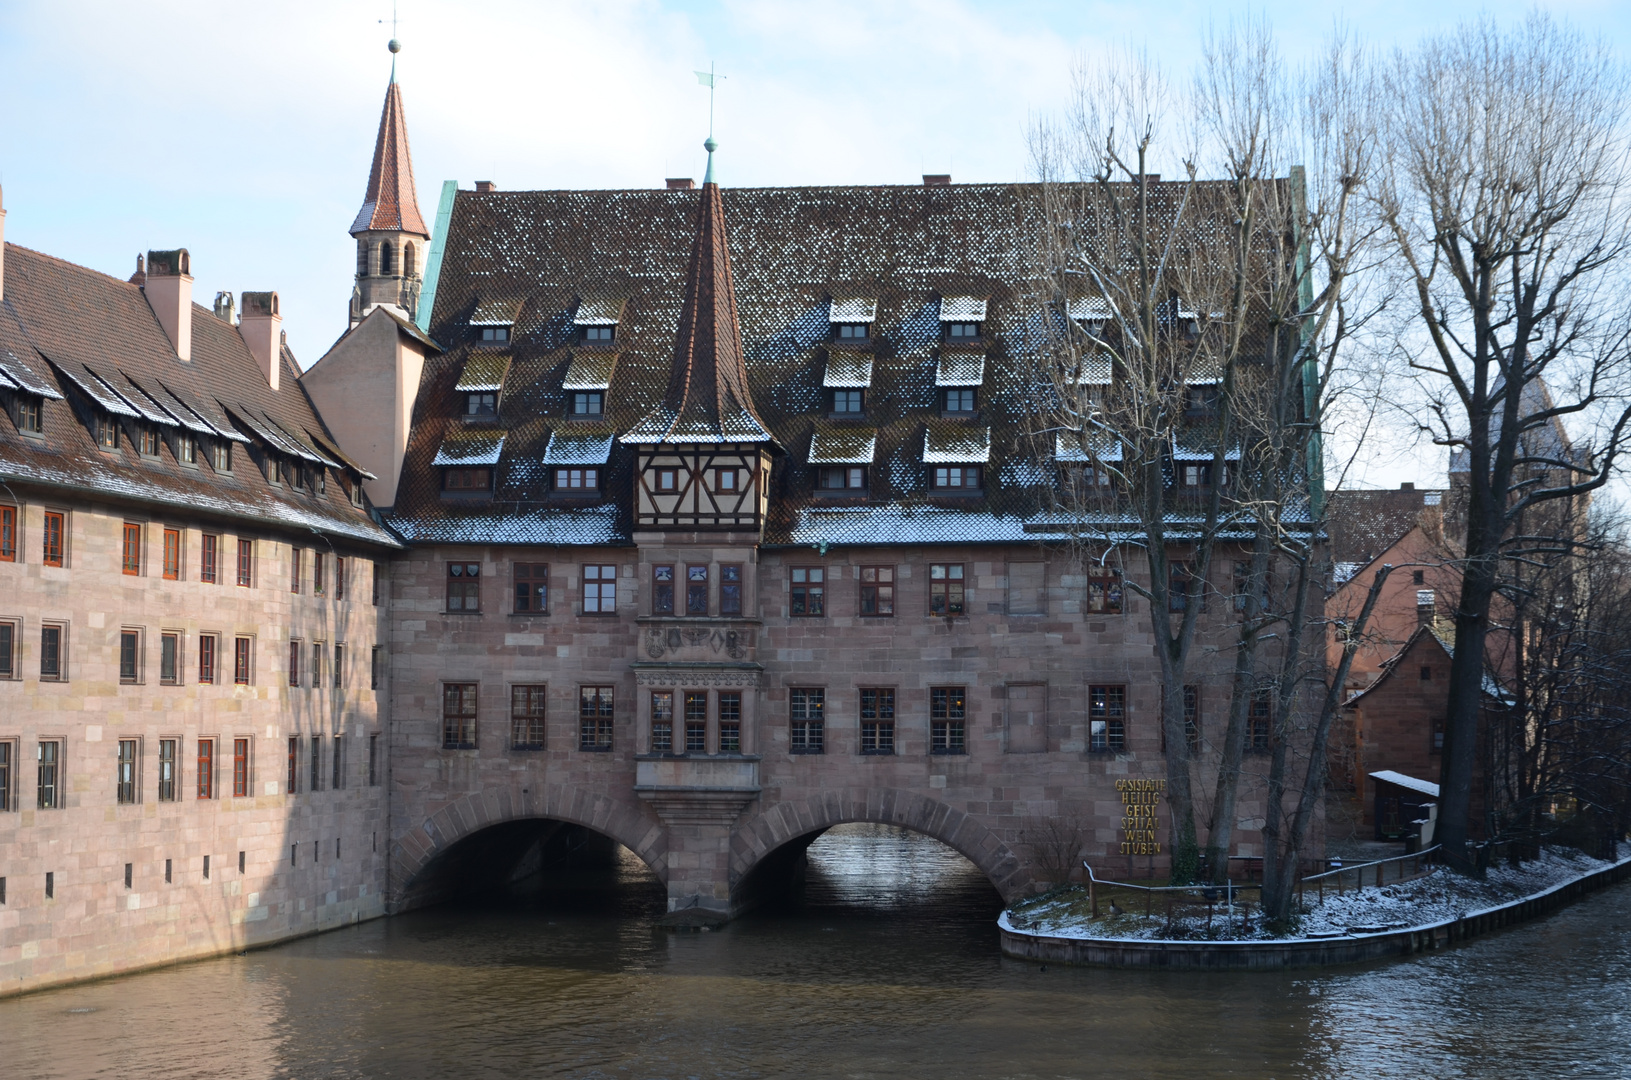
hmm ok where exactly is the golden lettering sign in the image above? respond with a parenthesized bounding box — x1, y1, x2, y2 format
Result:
(1117, 778, 1164, 855)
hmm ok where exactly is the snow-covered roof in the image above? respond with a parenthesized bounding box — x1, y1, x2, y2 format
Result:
(470, 298, 521, 326)
(0, 348, 63, 399)
(432, 429, 506, 466)
(574, 297, 627, 326)
(924, 424, 991, 463)
(454, 352, 511, 392)
(52, 359, 140, 418)
(562, 351, 619, 391)
(939, 295, 988, 321)
(1067, 296, 1112, 321)
(1369, 770, 1439, 798)
(1056, 432, 1122, 463)
(540, 431, 614, 465)
(935, 353, 985, 387)
(1172, 438, 1240, 461)
(809, 428, 877, 464)
(823, 351, 874, 388)
(1072, 355, 1113, 385)
(828, 297, 877, 323)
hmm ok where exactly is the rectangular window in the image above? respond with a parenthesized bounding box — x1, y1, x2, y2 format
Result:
(333, 643, 343, 689)
(37, 740, 60, 809)
(0, 621, 14, 679)
(198, 634, 217, 684)
(714, 467, 738, 492)
(17, 396, 42, 434)
(162, 528, 181, 579)
(832, 388, 863, 413)
(0, 505, 14, 562)
(836, 323, 870, 341)
(288, 640, 301, 687)
(1089, 685, 1126, 753)
(212, 441, 231, 472)
(817, 466, 867, 490)
(39, 624, 63, 680)
(233, 738, 249, 797)
(443, 683, 478, 749)
(158, 739, 177, 801)
(332, 735, 343, 790)
(465, 391, 497, 418)
(580, 686, 614, 750)
(233, 637, 252, 685)
(311, 642, 323, 687)
(176, 432, 195, 463)
(719, 692, 742, 753)
(235, 539, 252, 587)
(200, 534, 218, 583)
(120, 522, 142, 575)
(511, 685, 546, 749)
(442, 467, 493, 492)
(1183, 686, 1201, 752)
(930, 564, 965, 615)
(943, 388, 976, 413)
(514, 563, 549, 613)
(140, 426, 159, 456)
(582, 565, 616, 614)
(684, 692, 708, 753)
(1249, 691, 1272, 751)
(371, 645, 382, 691)
(790, 688, 825, 754)
(686, 566, 709, 615)
(42, 510, 64, 567)
(652, 565, 675, 615)
(480, 326, 510, 342)
(160, 633, 179, 684)
(307, 733, 321, 791)
(583, 325, 614, 343)
(650, 690, 674, 753)
(554, 467, 599, 490)
(790, 567, 824, 616)
(313, 552, 326, 595)
(860, 566, 895, 616)
(0, 740, 9, 812)
(372, 562, 381, 605)
(286, 737, 298, 795)
(1169, 562, 1198, 613)
(117, 739, 137, 804)
(119, 629, 140, 683)
(720, 564, 743, 616)
(96, 414, 118, 449)
(447, 561, 481, 611)
(368, 734, 379, 785)
(946, 321, 980, 339)
(571, 391, 604, 417)
(196, 739, 214, 799)
(655, 467, 679, 492)
(931, 686, 967, 754)
(861, 688, 896, 755)
(290, 547, 302, 593)
(1086, 571, 1123, 614)
(335, 557, 346, 601)
(931, 465, 981, 490)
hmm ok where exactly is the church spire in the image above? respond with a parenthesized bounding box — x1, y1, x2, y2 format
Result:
(627, 155, 771, 444)
(350, 41, 427, 237)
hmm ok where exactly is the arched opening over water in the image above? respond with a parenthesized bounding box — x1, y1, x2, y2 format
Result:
(396, 818, 665, 915)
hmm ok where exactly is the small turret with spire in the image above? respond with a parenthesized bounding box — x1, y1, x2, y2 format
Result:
(349, 36, 430, 327)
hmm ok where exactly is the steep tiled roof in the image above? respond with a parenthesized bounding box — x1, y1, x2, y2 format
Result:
(389, 180, 1272, 547)
(350, 80, 428, 237)
(1326, 487, 1446, 567)
(0, 243, 397, 548)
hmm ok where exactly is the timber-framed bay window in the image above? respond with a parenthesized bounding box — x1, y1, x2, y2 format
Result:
(1089, 684, 1126, 753)
(930, 686, 966, 754)
(790, 688, 825, 754)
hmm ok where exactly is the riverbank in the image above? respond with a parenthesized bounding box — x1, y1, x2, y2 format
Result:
(999, 846, 1631, 969)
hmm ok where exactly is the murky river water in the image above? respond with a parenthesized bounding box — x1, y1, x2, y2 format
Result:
(3, 823, 1628, 1079)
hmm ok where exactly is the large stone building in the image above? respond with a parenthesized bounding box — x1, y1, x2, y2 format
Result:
(2, 53, 1310, 994)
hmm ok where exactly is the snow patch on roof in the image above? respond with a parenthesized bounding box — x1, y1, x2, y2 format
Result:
(540, 431, 614, 465)
(386, 504, 625, 545)
(432, 429, 506, 466)
(823, 351, 874, 388)
(939, 295, 988, 321)
(562, 352, 618, 390)
(573, 297, 627, 326)
(829, 297, 878, 323)
(935, 352, 985, 387)
(455, 352, 511, 392)
(924, 423, 991, 463)
(1369, 770, 1440, 798)
(809, 428, 877, 464)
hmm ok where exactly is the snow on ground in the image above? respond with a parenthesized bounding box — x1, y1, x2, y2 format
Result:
(1000, 845, 1625, 942)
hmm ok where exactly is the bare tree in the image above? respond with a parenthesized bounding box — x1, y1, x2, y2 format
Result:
(1371, 13, 1631, 874)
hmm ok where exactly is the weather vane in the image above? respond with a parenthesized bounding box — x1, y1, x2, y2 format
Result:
(694, 62, 726, 183)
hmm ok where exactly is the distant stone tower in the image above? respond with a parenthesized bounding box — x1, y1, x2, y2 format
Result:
(349, 38, 430, 328)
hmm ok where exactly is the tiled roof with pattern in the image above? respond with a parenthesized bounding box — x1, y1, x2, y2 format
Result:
(391, 180, 1262, 547)
(0, 243, 397, 548)
(350, 80, 428, 237)
(1325, 487, 1446, 567)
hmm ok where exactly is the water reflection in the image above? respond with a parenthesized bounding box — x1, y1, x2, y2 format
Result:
(2, 824, 1627, 1079)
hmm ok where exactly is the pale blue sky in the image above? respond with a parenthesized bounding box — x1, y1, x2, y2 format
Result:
(2, 1, 1626, 487)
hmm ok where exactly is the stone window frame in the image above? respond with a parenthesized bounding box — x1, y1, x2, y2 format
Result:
(446, 561, 481, 613)
(200, 533, 219, 584)
(442, 682, 479, 750)
(1088, 684, 1126, 753)
(790, 566, 825, 617)
(579, 685, 614, 751)
(41, 508, 67, 568)
(0, 504, 15, 563)
(930, 686, 967, 755)
(790, 687, 825, 754)
(684, 691, 709, 753)
(40, 621, 67, 682)
(514, 563, 549, 614)
(929, 563, 965, 616)
(0, 737, 13, 812)
(718, 691, 742, 753)
(1086, 569, 1123, 615)
(686, 565, 710, 616)
(162, 527, 182, 580)
(651, 563, 675, 615)
(37, 738, 63, 809)
(650, 689, 674, 753)
(286, 736, 299, 796)
(233, 737, 252, 798)
(288, 639, 301, 688)
(119, 627, 142, 685)
(510, 684, 547, 750)
(120, 521, 143, 576)
(233, 636, 253, 686)
(196, 737, 216, 800)
(859, 565, 894, 616)
(116, 737, 139, 805)
(720, 564, 743, 616)
(157, 738, 178, 802)
(159, 631, 181, 686)
(0, 618, 17, 680)
(860, 687, 896, 755)
(581, 564, 617, 616)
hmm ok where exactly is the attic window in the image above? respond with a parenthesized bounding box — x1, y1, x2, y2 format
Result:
(582, 325, 615, 344)
(465, 392, 498, 419)
(835, 324, 870, 340)
(831, 389, 864, 415)
(946, 322, 980, 339)
(443, 467, 492, 492)
(939, 296, 987, 339)
(95, 414, 119, 450)
(349, 477, 365, 507)
(479, 326, 510, 343)
(574, 297, 626, 343)
(571, 391, 604, 418)
(14, 395, 42, 435)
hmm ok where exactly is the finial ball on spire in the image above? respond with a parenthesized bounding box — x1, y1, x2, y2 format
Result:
(388, 38, 401, 54)
(704, 137, 718, 153)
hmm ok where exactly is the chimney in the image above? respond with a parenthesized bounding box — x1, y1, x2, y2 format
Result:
(666, 178, 696, 191)
(240, 291, 282, 392)
(145, 249, 193, 361)
(214, 290, 236, 324)
(1400, 481, 1415, 491)
(128, 253, 146, 287)
(922, 174, 951, 187)
(474, 180, 496, 193)
(0, 184, 7, 303)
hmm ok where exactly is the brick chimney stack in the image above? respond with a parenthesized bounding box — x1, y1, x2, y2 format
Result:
(239, 292, 282, 392)
(144, 249, 193, 361)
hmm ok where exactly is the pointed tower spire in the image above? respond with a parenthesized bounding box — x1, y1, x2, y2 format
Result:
(628, 171, 771, 444)
(346, 38, 430, 327)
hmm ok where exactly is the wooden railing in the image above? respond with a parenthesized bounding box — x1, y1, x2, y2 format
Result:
(1297, 846, 1440, 906)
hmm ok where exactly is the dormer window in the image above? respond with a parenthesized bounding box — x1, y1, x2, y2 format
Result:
(818, 466, 867, 491)
(835, 323, 870, 341)
(932, 465, 982, 490)
(944, 388, 976, 414)
(831, 389, 864, 415)
(14, 395, 42, 435)
(582, 325, 615, 344)
(349, 476, 365, 507)
(139, 426, 160, 457)
(479, 326, 510, 343)
(555, 467, 599, 491)
(945, 322, 980, 339)
(1184, 384, 1220, 417)
(465, 392, 498, 419)
(95, 414, 119, 450)
(938, 296, 987, 340)
(443, 467, 492, 492)
(571, 391, 604, 419)
(175, 432, 197, 464)
(829, 298, 877, 342)
(212, 441, 232, 473)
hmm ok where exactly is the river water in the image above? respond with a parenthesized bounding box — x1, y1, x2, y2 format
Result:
(3, 823, 1627, 1079)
